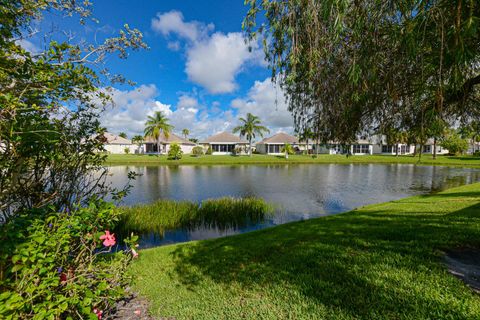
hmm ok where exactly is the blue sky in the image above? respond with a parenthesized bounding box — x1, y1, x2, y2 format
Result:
(21, 0, 293, 139)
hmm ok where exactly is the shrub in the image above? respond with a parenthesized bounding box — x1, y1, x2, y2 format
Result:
(474, 150, 480, 157)
(281, 143, 295, 155)
(0, 201, 138, 319)
(167, 143, 183, 160)
(233, 146, 243, 156)
(192, 146, 204, 157)
(206, 146, 213, 155)
(440, 132, 469, 155)
(124, 147, 130, 154)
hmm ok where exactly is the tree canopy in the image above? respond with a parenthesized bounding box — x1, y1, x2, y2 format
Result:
(244, 0, 480, 144)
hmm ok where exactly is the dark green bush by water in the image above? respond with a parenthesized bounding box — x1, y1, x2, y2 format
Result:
(117, 197, 273, 236)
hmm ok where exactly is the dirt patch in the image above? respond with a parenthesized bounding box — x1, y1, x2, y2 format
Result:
(444, 247, 480, 293)
(110, 292, 154, 320)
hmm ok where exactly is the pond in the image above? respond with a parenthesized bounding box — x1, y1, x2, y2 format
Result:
(108, 164, 480, 248)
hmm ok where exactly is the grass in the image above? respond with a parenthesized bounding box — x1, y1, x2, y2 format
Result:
(130, 183, 480, 319)
(116, 197, 273, 237)
(107, 153, 480, 167)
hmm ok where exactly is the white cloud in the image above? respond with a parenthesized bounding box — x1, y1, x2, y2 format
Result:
(231, 78, 294, 134)
(151, 11, 213, 42)
(151, 10, 264, 94)
(186, 32, 258, 94)
(15, 39, 40, 54)
(99, 85, 235, 139)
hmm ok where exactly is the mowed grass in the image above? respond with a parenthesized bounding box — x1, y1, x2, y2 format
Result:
(131, 183, 480, 319)
(117, 197, 273, 236)
(107, 153, 480, 167)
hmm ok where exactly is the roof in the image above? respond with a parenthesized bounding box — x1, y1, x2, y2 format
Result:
(200, 132, 248, 144)
(257, 132, 299, 145)
(144, 132, 196, 145)
(102, 132, 131, 145)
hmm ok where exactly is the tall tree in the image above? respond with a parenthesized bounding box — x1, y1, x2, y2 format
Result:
(182, 128, 190, 140)
(144, 111, 173, 155)
(244, 0, 480, 144)
(232, 113, 270, 156)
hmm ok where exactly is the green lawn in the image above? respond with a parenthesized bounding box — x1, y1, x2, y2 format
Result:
(131, 183, 480, 319)
(107, 153, 480, 167)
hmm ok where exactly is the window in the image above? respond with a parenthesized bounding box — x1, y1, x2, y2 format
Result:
(423, 145, 431, 153)
(212, 144, 235, 152)
(268, 144, 281, 153)
(353, 144, 370, 154)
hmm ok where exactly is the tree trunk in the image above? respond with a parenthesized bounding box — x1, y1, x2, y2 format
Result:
(395, 144, 399, 157)
(419, 143, 423, 161)
(433, 137, 437, 160)
(157, 138, 161, 156)
(249, 139, 252, 157)
(316, 138, 319, 156)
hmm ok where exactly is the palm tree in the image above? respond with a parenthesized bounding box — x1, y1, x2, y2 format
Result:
(119, 132, 127, 139)
(182, 128, 190, 140)
(144, 111, 173, 155)
(232, 113, 270, 156)
(131, 135, 144, 154)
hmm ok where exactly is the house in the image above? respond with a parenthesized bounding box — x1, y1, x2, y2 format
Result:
(371, 136, 414, 155)
(200, 132, 248, 155)
(313, 139, 374, 155)
(256, 132, 304, 155)
(144, 132, 196, 154)
(467, 139, 480, 155)
(102, 132, 134, 154)
(421, 139, 449, 155)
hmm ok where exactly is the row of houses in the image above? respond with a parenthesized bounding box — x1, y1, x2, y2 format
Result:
(103, 131, 478, 156)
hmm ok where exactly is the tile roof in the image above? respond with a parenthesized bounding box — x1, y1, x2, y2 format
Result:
(144, 132, 196, 145)
(102, 132, 131, 145)
(200, 132, 248, 144)
(257, 132, 299, 144)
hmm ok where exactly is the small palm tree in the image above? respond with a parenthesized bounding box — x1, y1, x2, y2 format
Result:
(182, 128, 190, 140)
(144, 111, 173, 155)
(232, 113, 270, 156)
(131, 135, 144, 154)
(119, 132, 127, 139)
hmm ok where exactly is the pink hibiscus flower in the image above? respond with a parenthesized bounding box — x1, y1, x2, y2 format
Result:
(100, 230, 116, 247)
(132, 248, 139, 259)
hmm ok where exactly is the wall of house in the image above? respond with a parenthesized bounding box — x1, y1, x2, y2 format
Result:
(164, 144, 195, 154)
(421, 145, 449, 155)
(104, 144, 137, 154)
(256, 144, 267, 154)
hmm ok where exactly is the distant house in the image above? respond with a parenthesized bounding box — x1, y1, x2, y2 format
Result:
(144, 132, 196, 154)
(256, 132, 304, 155)
(371, 136, 414, 155)
(467, 139, 480, 155)
(200, 132, 248, 155)
(102, 132, 134, 154)
(421, 139, 449, 155)
(313, 139, 373, 155)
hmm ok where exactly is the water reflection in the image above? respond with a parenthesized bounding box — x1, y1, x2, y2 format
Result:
(107, 164, 480, 248)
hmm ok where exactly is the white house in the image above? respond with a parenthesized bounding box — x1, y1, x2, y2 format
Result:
(256, 132, 305, 155)
(421, 139, 449, 155)
(371, 135, 414, 155)
(200, 132, 248, 155)
(144, 132, 196, 154)
(102, 132, 135, 154)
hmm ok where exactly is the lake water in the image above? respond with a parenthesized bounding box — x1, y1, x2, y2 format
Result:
(108, 164, 480, 248)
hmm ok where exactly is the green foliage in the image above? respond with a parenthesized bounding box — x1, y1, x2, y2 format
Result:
(192, 146, 204, 157)
(119, 132, 127, 139)
(167, 143, 183, 160)
(232, 113, 270, 155)
(0, 201, 138, 319)
(440, 131, 469, 155)
(206, 146, 213, 155)
(124, 147, 130, 154)
(117, 197, 273, 236)
(281, 143, 295, 155)
(144, 111, 173, 155)
(244, 0, 480, 144)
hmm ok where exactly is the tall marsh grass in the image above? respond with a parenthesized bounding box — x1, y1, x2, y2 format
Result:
(116, 197, 273, 237)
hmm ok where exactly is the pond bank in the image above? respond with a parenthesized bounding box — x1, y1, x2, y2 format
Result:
(107, 154, 480, 167)
(130, 182, 480, 319)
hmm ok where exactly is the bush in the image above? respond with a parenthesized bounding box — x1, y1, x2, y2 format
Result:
(440, 132, 469, 155)
(0, 201, 138, 319)
(206, 146, 213, 155)
(124, 147, 130, 154)
(281, 143, 295, 155)
(192, 146, 204, 157)
(233, 146, 244, 156)
(474, 150, 480, 157)
(167, 143, 183, 160)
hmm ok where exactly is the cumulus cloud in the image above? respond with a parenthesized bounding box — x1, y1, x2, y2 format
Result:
(15, 39, 40, 54)
(151, 11, 212, 42)
(231, 78, 294, 134)
(99, 85, 235, 139)
(151, 10, 263, 94)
